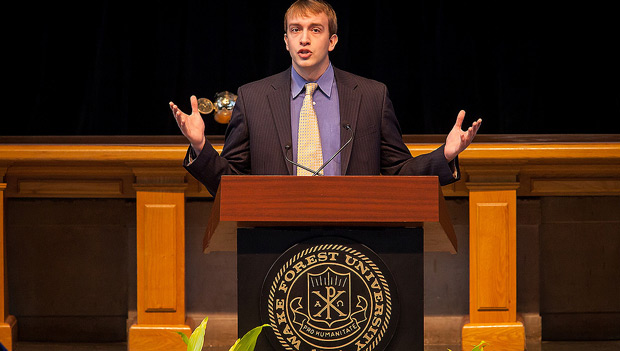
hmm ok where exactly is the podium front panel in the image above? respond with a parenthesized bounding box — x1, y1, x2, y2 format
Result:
(237, 226, 424, 351)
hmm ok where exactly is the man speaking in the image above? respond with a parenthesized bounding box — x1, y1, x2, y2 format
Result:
(170, 0, 481, 196)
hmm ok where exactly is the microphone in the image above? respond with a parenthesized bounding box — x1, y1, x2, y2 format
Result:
(312, 123, 354, 176)
(284, 144, 319, 175)
(284, 122, 355, 176)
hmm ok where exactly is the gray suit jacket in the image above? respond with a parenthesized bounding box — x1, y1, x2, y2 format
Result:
(185, 67, 459, 196)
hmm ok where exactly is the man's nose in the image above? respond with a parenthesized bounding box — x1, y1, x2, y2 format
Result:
(300, 29, 310, 45)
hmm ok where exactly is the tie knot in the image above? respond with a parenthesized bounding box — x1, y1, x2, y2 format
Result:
(305, 82, 318, 96)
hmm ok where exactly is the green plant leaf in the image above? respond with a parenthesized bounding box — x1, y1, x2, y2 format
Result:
(187, 316, 209, 351)
(176, 331, 189, 346)
(471, 340, 488, 351)
(451, 341, 487, 351)
(229, 324, 270, 351)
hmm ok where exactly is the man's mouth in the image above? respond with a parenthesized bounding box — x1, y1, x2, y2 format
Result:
(298, 49, 312, 59)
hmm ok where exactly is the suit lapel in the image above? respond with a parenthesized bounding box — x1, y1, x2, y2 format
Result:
(335, 68, 361, 175)
(267, 69, 294, 175)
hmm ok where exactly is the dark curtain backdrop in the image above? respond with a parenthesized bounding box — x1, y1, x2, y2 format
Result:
(9, 0, 619, 136)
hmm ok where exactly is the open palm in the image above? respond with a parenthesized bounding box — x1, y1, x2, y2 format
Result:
(169, 95, 206, 153)
(444, 110, 482, 162)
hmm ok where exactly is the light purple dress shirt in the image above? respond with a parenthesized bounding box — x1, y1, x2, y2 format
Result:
(290, 63, 341, 176)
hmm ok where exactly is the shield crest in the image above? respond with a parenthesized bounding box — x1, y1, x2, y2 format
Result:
(307, 267, 351, 327)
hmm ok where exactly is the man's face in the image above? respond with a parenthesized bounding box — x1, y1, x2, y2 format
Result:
(284, 11, 338, 81)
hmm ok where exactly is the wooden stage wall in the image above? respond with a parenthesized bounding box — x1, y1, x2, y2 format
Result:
(1, 135, 619, 351)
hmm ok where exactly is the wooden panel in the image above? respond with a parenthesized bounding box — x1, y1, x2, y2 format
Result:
(17, 179, 123, 197)
(204, 176, 459, 254)
(0, 184, 17, 351)
(143, 204, 177, 312)
(468, 189, 517, 324)
(0, 144, 189, 163)
(135, 190, 186, 326)
(218, 176, 440, 223)
(0, 184, 5, 320)
(436, 142, 620, 162)
(462, 322, 524, 351)
(4, 165, 136, 198)
(0, 315, 17, 351)
(530, 178, 620, 195)
(128, 324, 191, 351)
(475, 203, 509, 311)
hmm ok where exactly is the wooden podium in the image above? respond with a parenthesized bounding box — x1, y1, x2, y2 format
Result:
(205, 175, 457, 351)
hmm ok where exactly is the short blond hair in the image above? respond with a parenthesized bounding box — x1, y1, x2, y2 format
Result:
(284, 0, 338, 36)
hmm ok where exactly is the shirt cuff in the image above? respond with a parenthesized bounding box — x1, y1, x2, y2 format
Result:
(449, 156, 460, 180)
(185, 146, 197, 166)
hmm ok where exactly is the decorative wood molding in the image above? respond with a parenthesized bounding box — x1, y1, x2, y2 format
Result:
(412, 142, 620, 197)
(1, 137, 618, 198)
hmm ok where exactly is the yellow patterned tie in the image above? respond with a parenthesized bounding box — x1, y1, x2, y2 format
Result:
(297, 82, 323, 176)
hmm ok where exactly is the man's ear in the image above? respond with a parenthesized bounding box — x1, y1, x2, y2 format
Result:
(284, 33, 290, 52)
(328, 34, 338, 52)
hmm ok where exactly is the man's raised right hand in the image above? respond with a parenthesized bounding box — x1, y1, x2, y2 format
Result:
(169, 95, 206, 153)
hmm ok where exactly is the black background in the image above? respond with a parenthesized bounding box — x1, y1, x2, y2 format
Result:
(8, 1, 619, 136)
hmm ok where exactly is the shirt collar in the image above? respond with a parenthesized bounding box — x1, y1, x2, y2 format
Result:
(291, 63, 334, 99)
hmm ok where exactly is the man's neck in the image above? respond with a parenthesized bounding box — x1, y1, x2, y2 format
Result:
(294, 62, 330, 82)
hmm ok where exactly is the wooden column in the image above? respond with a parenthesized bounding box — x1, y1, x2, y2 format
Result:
(0, 168, 17, 350)
(128, 167, 191, 351)
(462, 175, 524, 350)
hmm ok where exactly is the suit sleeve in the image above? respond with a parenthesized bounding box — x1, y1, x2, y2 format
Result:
(378, 85, 460, 186)
(183, 87, 252, 196)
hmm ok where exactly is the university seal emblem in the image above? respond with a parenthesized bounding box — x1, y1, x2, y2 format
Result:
(261, 239, 399, 351)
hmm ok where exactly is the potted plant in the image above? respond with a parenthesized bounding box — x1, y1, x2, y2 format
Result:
(177, 316, 269, 351)
(449, 340, 488, 351)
